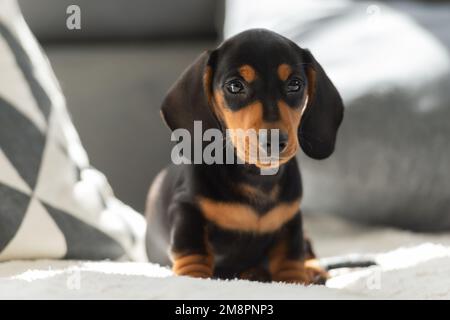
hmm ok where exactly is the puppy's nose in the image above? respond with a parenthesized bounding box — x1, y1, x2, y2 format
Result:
(260, 131, 289, 154)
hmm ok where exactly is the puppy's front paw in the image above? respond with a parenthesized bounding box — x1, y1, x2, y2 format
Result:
(271, 259, 329, 285)
(172, 254, 213, 278)
(303, 259, 329, 285)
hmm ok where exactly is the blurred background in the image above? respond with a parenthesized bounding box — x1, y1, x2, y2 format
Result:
(18, 0, 223, 214)
(17, 0, 450, 231)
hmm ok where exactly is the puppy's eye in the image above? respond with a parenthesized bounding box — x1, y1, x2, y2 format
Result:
(226, 80, 245, 94)
(286, 78, 303, 93)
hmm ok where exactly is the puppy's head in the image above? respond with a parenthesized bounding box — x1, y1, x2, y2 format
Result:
(161, 29, 344, 166)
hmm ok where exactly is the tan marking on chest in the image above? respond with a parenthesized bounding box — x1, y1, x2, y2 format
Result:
(197, 196, 300, 233)
(235, 183, 280, 202)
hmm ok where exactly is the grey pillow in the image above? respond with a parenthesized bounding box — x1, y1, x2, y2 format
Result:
(224, 0, 450, 231)
(0, 0, 145, 261)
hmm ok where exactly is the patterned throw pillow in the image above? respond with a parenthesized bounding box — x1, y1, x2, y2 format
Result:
(0, 0, 146, 261)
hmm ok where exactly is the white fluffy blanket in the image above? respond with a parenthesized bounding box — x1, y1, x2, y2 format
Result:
(1, 215, 450, 299)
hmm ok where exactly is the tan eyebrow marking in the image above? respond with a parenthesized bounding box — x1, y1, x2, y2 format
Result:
(277, 64, 292, 81)
(238, 64, 256, 83)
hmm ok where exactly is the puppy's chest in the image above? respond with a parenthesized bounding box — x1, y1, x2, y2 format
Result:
(196, 182, 301, 234)
(206, 225, 277, 268)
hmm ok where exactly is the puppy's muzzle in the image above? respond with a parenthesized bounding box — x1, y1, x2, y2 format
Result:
(259, 130, 289, 155)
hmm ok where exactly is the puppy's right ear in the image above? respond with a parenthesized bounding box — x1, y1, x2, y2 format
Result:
(161, 50, 219, 134)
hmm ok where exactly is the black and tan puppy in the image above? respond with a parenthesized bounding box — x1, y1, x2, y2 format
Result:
(145, 29, 344, 284)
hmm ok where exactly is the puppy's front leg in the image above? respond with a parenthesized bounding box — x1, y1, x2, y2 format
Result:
(269, 212, 328, 285)
(169, 202, 213, 278)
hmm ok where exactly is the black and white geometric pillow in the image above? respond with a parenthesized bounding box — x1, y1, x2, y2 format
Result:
(0, 0, 146, 261)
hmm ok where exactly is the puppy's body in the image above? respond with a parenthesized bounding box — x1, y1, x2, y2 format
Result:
(145, 29, 343, 283)
(146, 158, 304, 280)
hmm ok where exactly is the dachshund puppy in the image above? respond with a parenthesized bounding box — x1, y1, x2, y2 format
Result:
(145, 29, 344, 284)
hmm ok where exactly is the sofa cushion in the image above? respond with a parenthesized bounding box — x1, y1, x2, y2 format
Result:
(0, 0, 145, 261)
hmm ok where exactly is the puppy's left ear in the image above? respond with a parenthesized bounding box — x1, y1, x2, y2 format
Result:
(299, 49, 344, 160)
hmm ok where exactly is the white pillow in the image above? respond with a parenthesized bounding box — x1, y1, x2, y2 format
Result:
(0, 0, 146, 261)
